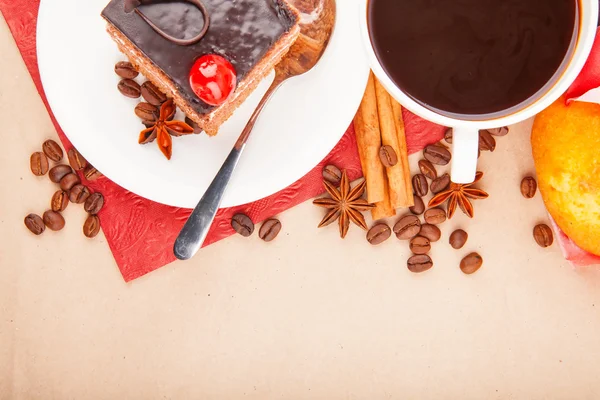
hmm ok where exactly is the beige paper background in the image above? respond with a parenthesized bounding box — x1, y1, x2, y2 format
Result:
(2, 15, 600, 400)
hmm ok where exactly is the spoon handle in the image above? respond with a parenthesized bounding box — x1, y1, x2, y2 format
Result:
(173, 76, 284, 260)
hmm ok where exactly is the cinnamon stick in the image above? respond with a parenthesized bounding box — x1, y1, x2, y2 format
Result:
(371, 175, 396, 220)
(390, 98, 414, 205)
(354, 72, 386, 204)
(374, 78, 414, 209)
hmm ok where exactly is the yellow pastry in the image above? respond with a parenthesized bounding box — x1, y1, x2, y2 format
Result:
(531, 96, 600, 255)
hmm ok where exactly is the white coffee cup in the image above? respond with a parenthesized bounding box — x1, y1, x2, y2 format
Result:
(359, 0, 598, 183)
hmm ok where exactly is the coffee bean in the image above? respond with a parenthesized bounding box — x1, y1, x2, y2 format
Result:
(444, 128, 453, 144)
(412, 174, 428, 197)
(410, 235, 431, 255)
(430, 173, 450, 194)
(418, 159, 437, 180)
(231, 213, 254, 237)
(48, 164, 73, 183)
(520, 176, 537, 199)
(114, 61, 139, 79)
(407, 254, 433, 273)
(449, 229, 468, 249)
(59, 173, 80, 191)
(533, 224, 553, 248)
(479, 130, 496, 152)
(69, 184, 91, 204)
(424, 207, 446, 225)
(135, 102, 159, 121)
(423, 145, 451, 165)
(30, 152, 49, 176)
(185, 116, 202, 134)
(141, 81, 167, 105)
(42, 139, 63, 162)
(51, 190, 69, 212)
(420, 224, 441, 242)
(24, 213, 45, 235)
(43, 210, 65, 231)
(393, 215, 421, 240)
(379, 145, 398, 167)
(84, 193, 105, 215)
(460, 252, 483, 274)
(67, 148, 88, 171)
(322, 164, 342, 185)
(118, 79, 141, 98)
(83, 165, 103, 181)
(259, 219, 282, 242)
(367, 223, 391, 245)
(409, 195, 425, 215)
(486, 127, 509, 136)
(83, 215, 101, 238)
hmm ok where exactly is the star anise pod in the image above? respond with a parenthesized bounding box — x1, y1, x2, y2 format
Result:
(313, 170, 375, 238)
(138, 99, 195, 160)
(428, 171, 489, 218)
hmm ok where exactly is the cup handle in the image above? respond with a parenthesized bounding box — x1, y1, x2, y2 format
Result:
(450, 126, 478, 184)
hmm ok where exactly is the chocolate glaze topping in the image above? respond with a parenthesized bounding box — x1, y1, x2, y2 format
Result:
(102, 0, 297, 114)
(124, 0, 211, 46)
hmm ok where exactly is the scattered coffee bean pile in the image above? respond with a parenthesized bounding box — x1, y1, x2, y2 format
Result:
(398, 128, 512, 272)
(519, 175, 554, 248)
(116, 61, 164, 122)
(115, 61, 197, 133)
(115, 61, 202, 159)
(231, 213, 283, 242)
(362, 128, 512, 274)
(25, 140, 104, 238)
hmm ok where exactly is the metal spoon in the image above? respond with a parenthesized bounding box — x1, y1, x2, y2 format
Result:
(174, 0, 337, 260)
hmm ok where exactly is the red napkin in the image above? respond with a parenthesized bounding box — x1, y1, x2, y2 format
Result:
(565, 29, 600, 103)
(0, 0, 445, 281)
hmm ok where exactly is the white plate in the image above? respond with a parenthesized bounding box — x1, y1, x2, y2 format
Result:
(37, 0, 369, 208)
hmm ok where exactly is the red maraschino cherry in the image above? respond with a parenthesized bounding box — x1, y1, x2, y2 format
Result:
(189, 54, 237, 106)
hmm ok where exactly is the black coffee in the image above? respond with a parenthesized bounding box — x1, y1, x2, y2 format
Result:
(368, 0, 577, 116)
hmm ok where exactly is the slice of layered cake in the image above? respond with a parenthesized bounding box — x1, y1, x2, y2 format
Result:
(102, 0, 300, 135)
